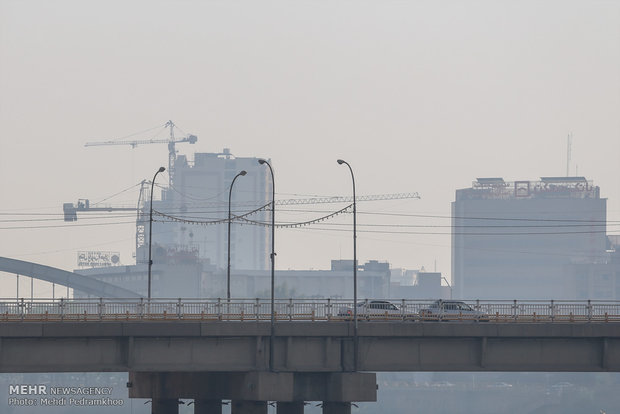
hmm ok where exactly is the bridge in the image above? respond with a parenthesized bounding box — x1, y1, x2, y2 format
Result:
(0, 256, 141, 298)
(1, 298, 620, 414)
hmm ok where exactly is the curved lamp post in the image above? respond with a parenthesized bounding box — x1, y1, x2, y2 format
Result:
(258, 158, 276, 371)
(148, 166, 166, 300)
(227, 170, 247, 301)
(337, 159, 357, 371)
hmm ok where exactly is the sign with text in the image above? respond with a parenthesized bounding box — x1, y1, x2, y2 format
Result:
(77, 251, 120, 268)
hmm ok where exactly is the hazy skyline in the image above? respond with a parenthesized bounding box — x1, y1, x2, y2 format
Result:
(1, 0, 619, 297)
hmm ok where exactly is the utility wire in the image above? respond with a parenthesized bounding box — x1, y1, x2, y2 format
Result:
(237, 205, 353, 228)
(148, 216, 619, 236)
(7, 206, 616, 224)
(273, 227, 619, 236)
(3, 210, 620, 230)
(357, 211, 618, 223)
(0, 220, 137, 230)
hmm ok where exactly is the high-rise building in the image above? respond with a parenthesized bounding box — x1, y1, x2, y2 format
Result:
(141, 148, 270, 272)
(452, 177, 607, 299)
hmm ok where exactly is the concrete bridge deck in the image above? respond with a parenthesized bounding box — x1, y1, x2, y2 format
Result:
(2, 319, 619, 414)
(1, 320, 619, 373)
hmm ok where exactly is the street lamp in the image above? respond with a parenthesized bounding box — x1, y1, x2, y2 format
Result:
(227, 170, 247, 301)
(148, 166, 166, 300)
(258, 158, 276, 371)
(337, 159, 358, 371)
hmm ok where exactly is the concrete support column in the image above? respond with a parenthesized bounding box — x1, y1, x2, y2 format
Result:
(151, 398, 179, 414)
(277, 401, 304, 414)
(322, 402, 351, 414)
(194, 399, 222, 414)
(231, 400, 268, 414)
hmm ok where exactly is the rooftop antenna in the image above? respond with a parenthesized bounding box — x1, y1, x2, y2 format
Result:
(566, 133, 572, 177)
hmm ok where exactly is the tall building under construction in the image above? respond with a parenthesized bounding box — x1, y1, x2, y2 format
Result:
(452, 177, 607, 300)
(144, 148, 271, 272)
(75, 148, 271, 298)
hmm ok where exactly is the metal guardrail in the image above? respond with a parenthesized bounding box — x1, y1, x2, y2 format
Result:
(0, 298, 619, 323)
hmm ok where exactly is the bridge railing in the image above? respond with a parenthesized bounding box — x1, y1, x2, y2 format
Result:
(0, 298, 619, 322)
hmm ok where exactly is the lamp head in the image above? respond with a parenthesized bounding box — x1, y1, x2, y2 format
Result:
(239, 170, 247, 176)
(158, 167, 166, 173)
(337, 159, 345, 165)
(258, 159, 266, 165)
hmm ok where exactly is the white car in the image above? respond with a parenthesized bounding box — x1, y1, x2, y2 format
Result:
(419, 300, 489, 321)
(338, 300, 402, 319)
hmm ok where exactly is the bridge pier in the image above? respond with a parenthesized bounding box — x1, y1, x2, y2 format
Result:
(194, 399, 222, 414)
(128, 371, 376, 413)
(151, 398, 179, 414)
(276, 401, 304, 414)
(322, 402, 351, 414)
(231, 400, 268, 414)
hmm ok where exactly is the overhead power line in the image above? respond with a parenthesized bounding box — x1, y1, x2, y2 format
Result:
(0, 220, 137, 230)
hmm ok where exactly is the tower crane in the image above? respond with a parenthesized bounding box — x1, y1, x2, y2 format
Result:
(63, 190, 420, 263)
(85, 120, 197, 187)
(63, 181, 153, 257)
(64, 192, 421, 222)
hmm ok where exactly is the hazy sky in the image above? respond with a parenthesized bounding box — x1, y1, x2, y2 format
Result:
(1, 0, 619, 297)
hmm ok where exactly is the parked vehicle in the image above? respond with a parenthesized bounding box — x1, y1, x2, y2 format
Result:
(419, 300, 489, 321)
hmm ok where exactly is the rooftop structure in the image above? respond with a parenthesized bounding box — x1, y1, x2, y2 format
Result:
(457, 177, 599, 201)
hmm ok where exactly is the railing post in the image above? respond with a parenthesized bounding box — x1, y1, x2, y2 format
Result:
(587, 300, 592, 322)
(512, 299, 517, 322)
(288, 298, 293, 321)
(139, 297, 144, 319)
(19, 298, 24, 321)
(255, 298, 260, 320)
(60, 298, 65, 321)
(98, 298, 103, 321)
(327, 298, 332, 321)
(401, 299, 405, 320)
(550, 300, 555, 322)
(177, 298, 182, 320)
(217, 298, 222, 321)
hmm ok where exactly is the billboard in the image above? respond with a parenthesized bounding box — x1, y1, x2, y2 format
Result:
(77, 251, 120, 268)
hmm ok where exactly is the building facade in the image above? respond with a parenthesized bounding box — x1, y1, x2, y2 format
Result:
(452, 177, 607, 300)
(139, 148, 270, 272)
(206, 260, 392, 299)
